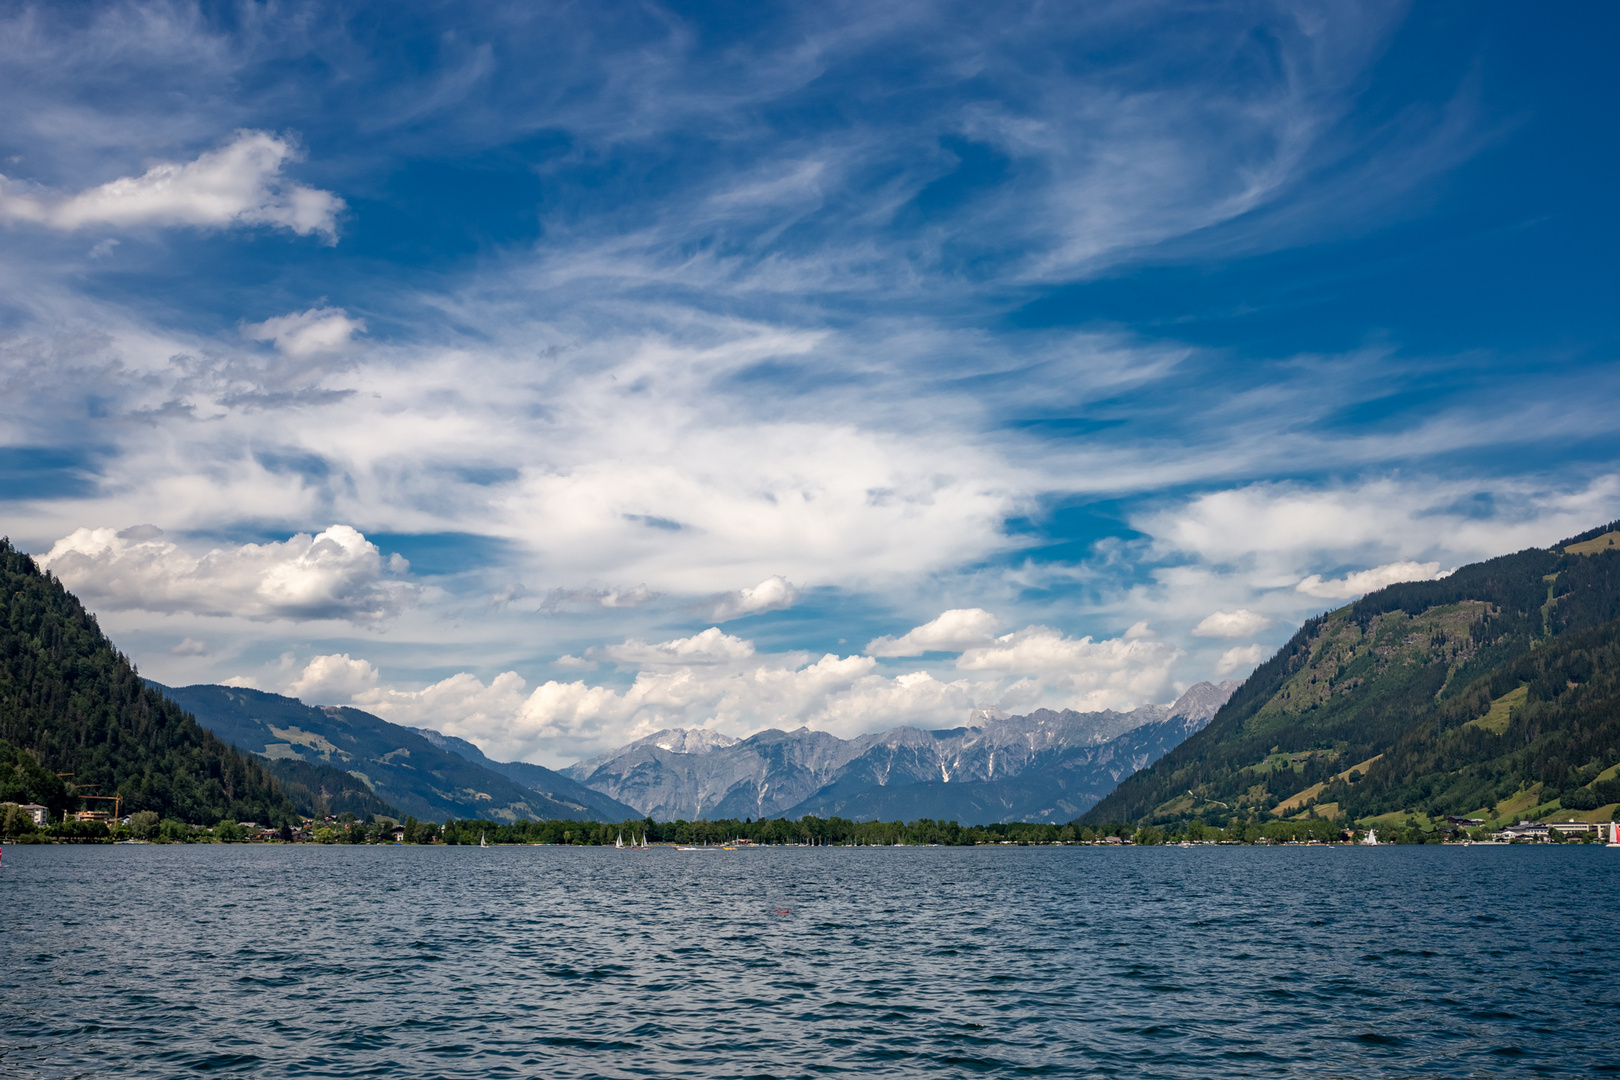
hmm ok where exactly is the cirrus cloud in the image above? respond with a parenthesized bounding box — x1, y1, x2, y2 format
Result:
(0, 131, 344, 240)
(244, 307, 366, 357)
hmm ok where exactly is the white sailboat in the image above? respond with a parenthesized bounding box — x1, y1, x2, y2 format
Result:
(615, 830, 624, 849)
(479, 831, 487, 848)
(1362, 828, 1379, 846)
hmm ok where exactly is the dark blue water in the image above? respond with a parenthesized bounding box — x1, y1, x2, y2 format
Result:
(2, 844, 1616, 1078)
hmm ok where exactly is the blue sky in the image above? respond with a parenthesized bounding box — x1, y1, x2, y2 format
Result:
(2, 1, 1617, 765)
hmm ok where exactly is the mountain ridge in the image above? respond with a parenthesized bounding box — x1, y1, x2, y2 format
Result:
(563, 681, 1237, 824)
(159, 684, 640, 824)
(1083, 522, 1620, 831)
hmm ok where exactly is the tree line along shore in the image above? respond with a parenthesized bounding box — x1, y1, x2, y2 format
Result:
(10, 807, 1607, 846)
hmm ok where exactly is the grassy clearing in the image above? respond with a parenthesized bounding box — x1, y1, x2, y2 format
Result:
(1493, 785, 1544, 820)
(1466, 685, 1527, 734)
(1275, 753, 1383, 815)
(1279, 784, 1326, 816)
(1357, 809, 1436, 830)
(1542, 803, 1620, 824)
(1565, 530, 1620, 555)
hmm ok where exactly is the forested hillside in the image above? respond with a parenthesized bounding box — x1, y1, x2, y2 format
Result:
(256, 755, 400, 820)
(0, 538, 299, 824)
(1083, 522, 1620, 830)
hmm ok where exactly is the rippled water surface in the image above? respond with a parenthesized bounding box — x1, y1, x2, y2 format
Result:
(3, 844, 1618, 1078)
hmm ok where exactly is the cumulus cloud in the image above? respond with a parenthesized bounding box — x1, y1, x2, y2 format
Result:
(595, 627, 756, 666)
(244, 307, 366, 356)
(287, 653, 380, 702)
(339, 618, 1182, 765)
(1216, 644, 1269, 677)
(169, 636, 210, 657)
(956, 625, 1181, 710)
(39, 525, 416, 623)
(710, 575, 798, 621)
(359, 650, 985, 766)
(1296, 561, 1447, 600)
(866, 608, 1001, 657)
(0, 131, 344, 240)
(1192, 609, 1272, 638)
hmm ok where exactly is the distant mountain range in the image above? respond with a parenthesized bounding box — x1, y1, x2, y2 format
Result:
(157, 684, 639, 824)
(560, 681, 1237, 825)
(154, 679, 1231, 827)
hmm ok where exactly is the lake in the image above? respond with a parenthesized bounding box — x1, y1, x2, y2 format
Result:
(2, 844, 1616, 1077)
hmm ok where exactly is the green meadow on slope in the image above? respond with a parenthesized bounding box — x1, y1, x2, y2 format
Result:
(1084, 521, 1620, 832)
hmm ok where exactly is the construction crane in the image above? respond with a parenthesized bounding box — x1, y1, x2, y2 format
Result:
(58, 776, 122, 825)
(73, 793, 123, 822)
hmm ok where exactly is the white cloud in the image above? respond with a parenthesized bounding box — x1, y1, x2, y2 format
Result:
(710, 575, 799, 620)
(541, 584, 661, 610)
(1216, 643, 1269, 676)
(355, 650, 905, 764)
(1123, 477, 1620, 657)
(39, 525, 416, 623)
(170, 636, 210, 657)
(338, 619, 1181, 765)
(4, 7, 1611, 761)
(1192, 609, 1272, 638)
(287, 653, 380, 702)
(1140, 479, 1616, 573)
(955, 625, 1181, 710)
(0, 131, 344, 240)
(1296, 561, 1446, 600)
(244, 307, 366, 357)
(866, 608, 1000, 657)
(595, 627, 755, 666)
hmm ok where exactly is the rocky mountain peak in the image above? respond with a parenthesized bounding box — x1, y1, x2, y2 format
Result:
(1167, 680, 1241, 722)
(649, 727, 741, 755)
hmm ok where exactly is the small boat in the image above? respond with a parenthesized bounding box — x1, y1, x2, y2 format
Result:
(1361, 828, 1379, 846)
(480, 832, 487, 848)
(615, 831, 624, 849)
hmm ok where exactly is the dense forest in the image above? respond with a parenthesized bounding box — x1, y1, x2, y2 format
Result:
(0, 538, 300, 825)
(1084, 522, 1620, 830)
